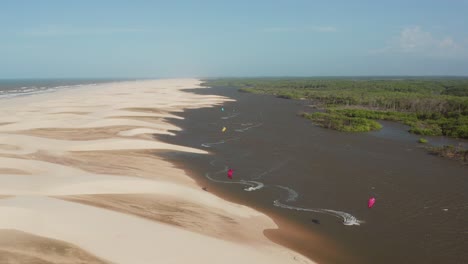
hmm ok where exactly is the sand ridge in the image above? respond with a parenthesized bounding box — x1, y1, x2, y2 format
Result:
(0, 79, 314, 264)
(0, 229, 108, 264)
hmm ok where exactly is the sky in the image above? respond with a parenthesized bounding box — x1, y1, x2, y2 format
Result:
(0, 0, 467, 78)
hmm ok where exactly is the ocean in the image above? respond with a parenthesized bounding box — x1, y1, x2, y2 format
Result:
(0, 79, 122, 99)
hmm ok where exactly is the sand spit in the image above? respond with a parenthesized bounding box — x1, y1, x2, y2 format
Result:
(0, 79, 313, 264)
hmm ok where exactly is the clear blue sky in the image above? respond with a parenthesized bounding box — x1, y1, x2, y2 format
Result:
(1, 0, 467, 78)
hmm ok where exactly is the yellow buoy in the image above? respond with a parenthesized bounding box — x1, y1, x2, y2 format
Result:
(222, 126, 227, 132)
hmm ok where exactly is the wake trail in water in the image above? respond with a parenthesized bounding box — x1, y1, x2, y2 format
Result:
(203, 111, 360, 225)
(243, 181, 264, 191)
(277, 185, 299, 202)
(221, 113, 240, 120)
(274, 185, 362, 226)
(201, 137, 240, 148)
(205, 171, 265, 191)
(205, 171, 247, 185)
(273, 200, 362, 226)
(201, 141, 225, 148)
(235, 123, 263, 133)
(206, 160, 265, 191)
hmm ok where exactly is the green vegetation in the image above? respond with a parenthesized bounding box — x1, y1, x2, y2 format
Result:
(427, 145, 468, 163)
(419, 138, 428, 144)
(203, 78, 468, 138)
(327, 109, 467, 137)
(302, 112, 382, 132)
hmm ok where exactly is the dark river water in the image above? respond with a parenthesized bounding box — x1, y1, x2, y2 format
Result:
(157, 86, 467, 264)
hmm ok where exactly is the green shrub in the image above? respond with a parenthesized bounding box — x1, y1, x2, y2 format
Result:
(419, 138, 428, 143)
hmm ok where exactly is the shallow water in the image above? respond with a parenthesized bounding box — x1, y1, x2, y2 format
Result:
(158, 86, 467, 264)
(369, 120, 467, 148)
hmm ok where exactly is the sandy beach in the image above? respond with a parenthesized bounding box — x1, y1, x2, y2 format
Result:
(0, 79, 313, 264)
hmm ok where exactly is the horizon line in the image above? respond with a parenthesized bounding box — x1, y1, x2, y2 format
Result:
(1, 75, 468, 80)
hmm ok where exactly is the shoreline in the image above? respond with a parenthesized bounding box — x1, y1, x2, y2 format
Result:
(155, 86, 356, 264)
(166, 160, 346, 264)
(0, 79, 314, 264)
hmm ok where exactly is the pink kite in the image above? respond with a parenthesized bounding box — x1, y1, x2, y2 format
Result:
(368, 197, 376, 208)
(227, 169, 233, 179)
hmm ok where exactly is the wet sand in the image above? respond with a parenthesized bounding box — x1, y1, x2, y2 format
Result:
(157, 85, 468, 264)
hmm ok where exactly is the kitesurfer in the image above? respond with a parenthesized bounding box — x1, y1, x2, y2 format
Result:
(368, 197, 376, 208)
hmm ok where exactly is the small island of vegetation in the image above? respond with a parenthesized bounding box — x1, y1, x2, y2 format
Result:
(427, 145, 468, 163)
(301, 112, 382, 132)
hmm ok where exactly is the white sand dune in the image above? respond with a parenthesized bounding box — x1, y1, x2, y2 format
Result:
(0, 79, 313, 264)
(0, 196, 312, 264)
(0, 134, 207, 155)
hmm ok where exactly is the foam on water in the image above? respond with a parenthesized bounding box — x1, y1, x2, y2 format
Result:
(242, 181, 265, 191)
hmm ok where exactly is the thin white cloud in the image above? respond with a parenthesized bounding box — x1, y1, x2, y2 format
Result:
(398, 26, 433, 51)
(439, 37, 460, 49)
(20, 25, 151, 37)
(370, 26, 467, 57)
(263, 25, 337, 33)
